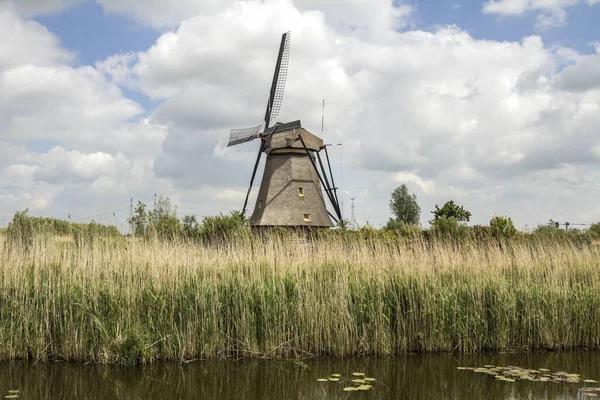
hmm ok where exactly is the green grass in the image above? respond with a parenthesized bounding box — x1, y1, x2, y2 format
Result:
(0, 233, 599, 364)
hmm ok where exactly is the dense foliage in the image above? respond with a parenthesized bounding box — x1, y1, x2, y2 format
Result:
(431, 200, 472, 223)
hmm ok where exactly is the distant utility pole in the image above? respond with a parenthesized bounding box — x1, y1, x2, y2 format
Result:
(129, 198, 133, 234)
(153, 193, 157, 223)
(350, 197, 356, 230)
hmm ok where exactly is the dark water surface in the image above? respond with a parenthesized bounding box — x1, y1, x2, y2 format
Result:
(1, 351, 599, 399)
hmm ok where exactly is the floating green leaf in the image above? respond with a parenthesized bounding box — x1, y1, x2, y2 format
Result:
(352, 372, 365, 377)
(317, 378, 328, 382)
(343, 387, 358, 392)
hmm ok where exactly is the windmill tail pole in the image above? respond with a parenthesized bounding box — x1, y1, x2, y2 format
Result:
(316, 152, 340, 214)
(297, 134, 342, 220)
(323, 145, 340, 207)
(327, 210, 339, 224)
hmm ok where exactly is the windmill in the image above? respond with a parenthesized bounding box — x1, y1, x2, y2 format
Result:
(227, 32, 342, 227)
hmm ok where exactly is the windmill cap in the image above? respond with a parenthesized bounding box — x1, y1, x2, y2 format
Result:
(264, 120, 324, 152)
(264, 120, 302, 135)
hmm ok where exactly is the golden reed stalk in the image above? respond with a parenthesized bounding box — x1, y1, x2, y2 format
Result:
(0, 233, 598, 364)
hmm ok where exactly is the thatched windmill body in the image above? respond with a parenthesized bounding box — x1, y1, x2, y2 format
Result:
(227, 32, 342, 228)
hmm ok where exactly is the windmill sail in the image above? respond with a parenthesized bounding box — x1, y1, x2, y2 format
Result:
(227, 124, 263, 147)
(264, 31, 291, 130)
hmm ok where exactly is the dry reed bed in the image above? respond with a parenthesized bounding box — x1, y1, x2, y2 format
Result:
(0, 234, 599, 364)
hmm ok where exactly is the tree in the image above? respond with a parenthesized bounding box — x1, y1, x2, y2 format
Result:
(129, 201, 150, 237)
(431, 200, 471, 223)
(389, 184, 421, 226)
(153, 196, 177, 222)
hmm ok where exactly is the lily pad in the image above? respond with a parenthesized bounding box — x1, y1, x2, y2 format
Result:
(317, 378, 329, 382)
(352, 372, 365, 377)
(585, 380, 598, 383)
(328, 378, 340, 382)
(343, 387, 358, 392)
(331, 374, 342, 378)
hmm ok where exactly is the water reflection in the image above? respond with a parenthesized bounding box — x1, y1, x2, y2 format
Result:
(0, 351, 599, 399)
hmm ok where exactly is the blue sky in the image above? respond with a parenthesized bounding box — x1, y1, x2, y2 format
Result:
(35, 1, 160, 112)
(35, 1, 158, 66)
(417, 0, 600, 52)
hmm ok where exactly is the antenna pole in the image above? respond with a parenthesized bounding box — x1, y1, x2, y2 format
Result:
(321, 99, 324, 139)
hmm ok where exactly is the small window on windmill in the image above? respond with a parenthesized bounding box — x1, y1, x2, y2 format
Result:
(258, 200, 263, 209)
(298, 187, 304, 197)
(303, 214, 311, 222)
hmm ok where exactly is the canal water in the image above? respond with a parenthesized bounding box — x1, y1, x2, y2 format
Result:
(1, 351, 599, 399)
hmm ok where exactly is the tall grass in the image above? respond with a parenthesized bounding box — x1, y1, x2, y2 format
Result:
(0, 232, 599, 364)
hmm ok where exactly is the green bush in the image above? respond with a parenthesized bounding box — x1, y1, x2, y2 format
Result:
(490, 216, 517, 239)
(430, 216, 469, 241)
(198, 210, 250, 243)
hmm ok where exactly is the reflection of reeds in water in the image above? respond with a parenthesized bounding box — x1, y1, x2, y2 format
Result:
(1, 353, 598, 400)
(0, 233, 599, 364)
